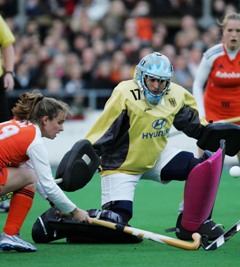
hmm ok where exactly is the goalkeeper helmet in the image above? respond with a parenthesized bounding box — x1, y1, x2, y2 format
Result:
(134, 52, 173, 106)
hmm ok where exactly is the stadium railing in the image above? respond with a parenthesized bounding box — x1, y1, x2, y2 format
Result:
(7, 88, 113, 110)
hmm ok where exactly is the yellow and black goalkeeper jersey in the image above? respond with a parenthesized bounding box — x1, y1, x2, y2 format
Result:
(86, 80, 207, 175)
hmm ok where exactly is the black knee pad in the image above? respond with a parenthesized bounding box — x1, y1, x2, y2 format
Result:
(161, 151, 194, 181)
(102, 200, 133, 223)
(56, 139, 100, 192)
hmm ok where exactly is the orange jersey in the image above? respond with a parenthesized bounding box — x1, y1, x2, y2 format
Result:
(204, 44, 240, 123)
(0, 120, 37, 168)
(0, 119, 76, 213)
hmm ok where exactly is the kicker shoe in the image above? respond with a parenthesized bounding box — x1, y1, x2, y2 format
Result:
(175, 213, 224, 241)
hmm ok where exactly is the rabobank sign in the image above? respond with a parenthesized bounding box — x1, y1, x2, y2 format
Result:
(142, 119, 170, 139)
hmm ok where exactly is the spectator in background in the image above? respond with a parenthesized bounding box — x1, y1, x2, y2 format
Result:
(25, 0, 48, 18)
(109, 50, 128, 87)
(174, 15, 201, 56)
(71, 32, 89, 56)
(14, 62, 30, 90)
(212, 0, 227, 18)
(44, 53, 66, 85)
(151, 0, 201, 17)
(174, 30, 192, 55)
(122, 36, 141, 65)
(65, 63, 85, 94)
(64, 63, 86, 118)
(81, 47, 97, 87)
(90, 60, 115, 109)
(122, 0, 138, 11)
(186, 45, 203, 79)
(101, 0, 127, 40)
(23, 52, 43, 89)
(70, 0, 110, 33)
(138, 46, 153, 59)
(130, 1, 153, 44)
(180, 14, 197, 32)
(204, 24, 221, 48)
(193, 12, 240, 162)
(0, 1, 17, 18)
(92, 60, 115, 89)
(47, 0, 77, 17)
(151, 22, 168, 51)
(46, 77, 63, 95)
(160, 44, 176, 63)
(172, 54, 193, 93)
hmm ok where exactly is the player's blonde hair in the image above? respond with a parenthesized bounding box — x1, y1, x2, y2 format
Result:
(12, 92, 71, 124)
(218, 12, 240, 28)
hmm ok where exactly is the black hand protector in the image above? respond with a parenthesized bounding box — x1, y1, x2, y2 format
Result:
(55, 139, 100, 192)
(197, 123, 240, 156)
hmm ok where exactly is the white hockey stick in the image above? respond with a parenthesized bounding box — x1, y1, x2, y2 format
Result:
(201, 220, 240, 250)
(92, 218, 201, 250)
(216, 116, 240, 124)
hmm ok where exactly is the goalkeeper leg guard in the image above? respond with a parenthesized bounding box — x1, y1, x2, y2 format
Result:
(176, 140, 225, 240)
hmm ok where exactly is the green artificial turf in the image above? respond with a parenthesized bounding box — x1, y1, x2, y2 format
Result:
(1, 167, 240, 267)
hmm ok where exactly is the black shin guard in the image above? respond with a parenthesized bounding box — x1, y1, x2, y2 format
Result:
(102, 200, 133, 223)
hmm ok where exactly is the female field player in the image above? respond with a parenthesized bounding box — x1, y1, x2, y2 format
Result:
(0, 92, 92, 252)
(193, 12, 240, 162)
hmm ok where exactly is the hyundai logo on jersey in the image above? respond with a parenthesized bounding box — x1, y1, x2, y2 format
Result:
(152, 119, 166, 130)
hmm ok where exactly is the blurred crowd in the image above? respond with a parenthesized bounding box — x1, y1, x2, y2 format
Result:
(0, 0, 239, 115)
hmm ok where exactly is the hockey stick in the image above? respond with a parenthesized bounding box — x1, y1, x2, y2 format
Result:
(217, 116, 240, 123)
(92, 218, 201, 250)
(201, 220, 240, 251)
(0, 178, 63, 203)
(0, 192, 13, 202)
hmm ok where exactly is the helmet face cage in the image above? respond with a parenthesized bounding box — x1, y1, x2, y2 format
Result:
(134, 52, 173, 106)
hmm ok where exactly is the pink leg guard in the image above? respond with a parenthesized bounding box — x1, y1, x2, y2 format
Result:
(182, 142, 225, 232)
